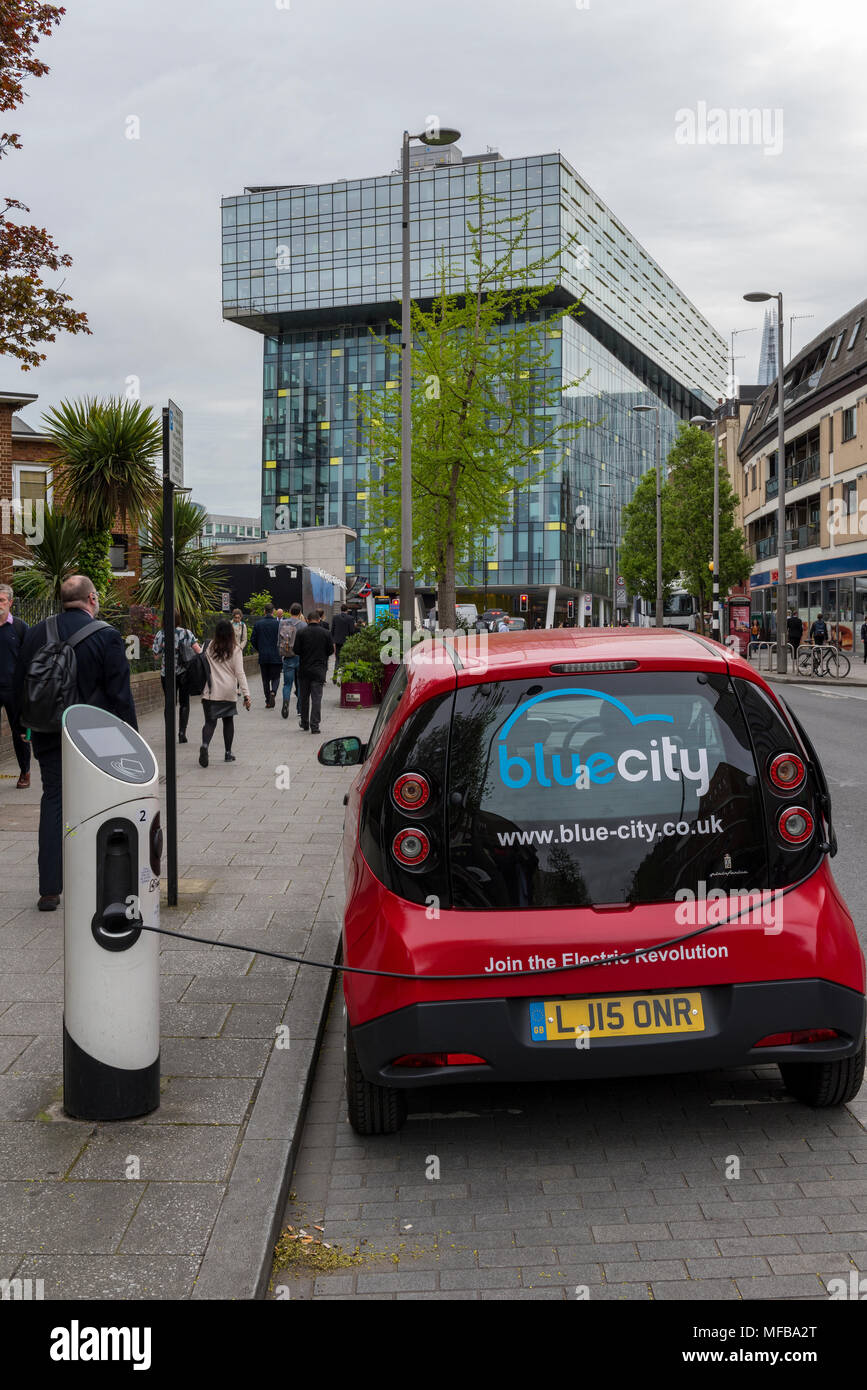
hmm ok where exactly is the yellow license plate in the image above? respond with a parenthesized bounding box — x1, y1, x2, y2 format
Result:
(529, 992, 705, 1041)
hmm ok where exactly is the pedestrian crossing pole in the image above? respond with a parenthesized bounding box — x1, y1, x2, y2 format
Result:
(162, 404, 180, 907)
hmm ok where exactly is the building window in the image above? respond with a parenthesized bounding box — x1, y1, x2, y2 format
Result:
(844, 480, 857, 517)
(828, 415, 834, 451)
(842, 406, 856, 443)
(847, 318, 863, 351)
(109, 535, 127, 571)
(831, 331, 845, 361)
(12, 462, 52, 508)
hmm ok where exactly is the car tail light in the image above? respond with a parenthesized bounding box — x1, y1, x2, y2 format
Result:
(778, 806, 814, 844)
(391, 828, 430, 865)
(550, 661, 639, 672)
(392, 1053, 487, 1067)
(392, 772, 431, 811)
(754, 1029, 839, 1047)
(768, 752, 806, 792)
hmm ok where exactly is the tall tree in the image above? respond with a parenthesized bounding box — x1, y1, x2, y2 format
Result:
(665, 423, 751, 633)
(1, 3, 90, 368)
(359, 182, 590, 630)
(42, 396, 163, 599)
(618, 468, 679, 605)
(137, 495, 225, 627)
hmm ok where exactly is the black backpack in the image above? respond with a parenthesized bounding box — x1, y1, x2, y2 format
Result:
(20, 615, 110, 733)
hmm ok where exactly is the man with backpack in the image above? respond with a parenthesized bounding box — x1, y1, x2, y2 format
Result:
(152, 611, 202, 743)
(278, 603, 306, 719)
(809, 612, 828, 646)
(13, 575, 137, 912)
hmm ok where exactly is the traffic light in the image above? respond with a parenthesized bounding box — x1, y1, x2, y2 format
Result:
(519, 593, 528, 613)
(567, 599, 575, 621)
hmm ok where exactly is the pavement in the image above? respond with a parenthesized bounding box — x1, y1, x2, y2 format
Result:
(0, 670, 376, 1301)
(748, 653, 867, 687)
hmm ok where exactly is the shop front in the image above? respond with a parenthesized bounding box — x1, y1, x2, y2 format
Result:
(750, 555, 867, 650)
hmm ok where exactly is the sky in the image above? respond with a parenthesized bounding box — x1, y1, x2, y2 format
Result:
(5, 0, 866, 515)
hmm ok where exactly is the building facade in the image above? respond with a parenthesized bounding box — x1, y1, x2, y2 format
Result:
(737, 298, 867, 649)
(222, 147, 726, 623)
(201, 513, 263, 546)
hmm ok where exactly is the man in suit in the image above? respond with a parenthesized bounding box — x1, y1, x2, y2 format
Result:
(250, 603, 282, 708)
(330, 603, 356, 684)
(13, 575, 137, 911)
(294, 612, 334, 734)
(0, 583, 31, 788)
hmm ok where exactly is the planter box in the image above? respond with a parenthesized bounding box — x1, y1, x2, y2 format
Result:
(340, 681, 380, 708)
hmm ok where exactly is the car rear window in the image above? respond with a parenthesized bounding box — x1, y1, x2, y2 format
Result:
(447, 671, 766, 909)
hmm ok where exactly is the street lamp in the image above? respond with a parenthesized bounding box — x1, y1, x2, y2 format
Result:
(744, 290, 786, 673)
(634, 404, 663, 627)
(399, 122, 461, 629)
(599, 481, 616, 624)
(690, 404, 724, 642)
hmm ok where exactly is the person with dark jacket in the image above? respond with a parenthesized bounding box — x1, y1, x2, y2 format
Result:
(13, 575, 137, 911)
(250, 603, 282, 707)
(861, 617, 867, 665)
(293, 612, 334, 734)
(786, 611, 804, 651)
(330, 604, 356, 684)
(0, 583, 31, 788)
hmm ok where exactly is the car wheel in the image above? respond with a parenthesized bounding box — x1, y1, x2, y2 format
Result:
(345, 1013, 407, 1135)
(779, 1040, 866, 1107)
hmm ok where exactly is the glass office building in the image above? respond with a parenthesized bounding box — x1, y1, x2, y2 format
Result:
(222, 148, 726, 618)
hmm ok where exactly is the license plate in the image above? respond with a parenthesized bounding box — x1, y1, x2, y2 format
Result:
(529, 991, 705, 1041)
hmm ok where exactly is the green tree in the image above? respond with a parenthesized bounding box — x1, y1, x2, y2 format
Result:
(665, 423, 751, 634)
(359, 181, 591, 630)
(618, 469, 679, 607)
(1, 3, 90, 368)
(42, 396, 163, 598)
(9, 504, 81, 603)
(246, 590, 273, 617)
(137, 495, 225, 628)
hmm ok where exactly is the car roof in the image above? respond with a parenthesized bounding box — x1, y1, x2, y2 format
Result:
(406, 626, 755, 696)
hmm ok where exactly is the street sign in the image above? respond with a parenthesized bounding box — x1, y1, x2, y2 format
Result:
(616, 584, 628, 608)
(221, 592, 231, 611)
(583, 595, 592, 614)
(617, 575, 624, 586)
(166, 400, 183, 487)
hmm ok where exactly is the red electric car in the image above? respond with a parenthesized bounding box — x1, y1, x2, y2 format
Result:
(319, 629, 866, 1134)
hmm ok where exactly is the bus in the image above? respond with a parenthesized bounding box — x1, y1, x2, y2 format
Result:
(636, 587, 699, 631)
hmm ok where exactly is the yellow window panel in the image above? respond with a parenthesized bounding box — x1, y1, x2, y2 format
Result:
(385, 381, 398, 389)
(277, 389, 288, 397)
(487, 562, 498, 570)
(278, 495, 288, 503)
(320, 421, 330, 429)
(356, 491, 368, 500)
(331, 349, 343, 356)
(330, 456, 342, 465)
(520, 371, 529, 378)
(265, 460, 276, 468)
(346, 564, 354, 571)
(549, 330, 562, 339)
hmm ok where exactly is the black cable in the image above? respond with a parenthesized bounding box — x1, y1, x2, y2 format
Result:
(138, 863, 818, 982)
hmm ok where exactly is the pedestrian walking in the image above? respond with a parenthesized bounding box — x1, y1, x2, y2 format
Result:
(152, 611, 202, 743)
(250, 603, 282, 707)
(13, 575, 137, 911)
(231, 609, 247, 650)
(861, 616, 867, 664)
(198, 619, 251, 767)
(497, 616, 512, 632)
(786, 610, 804, 652)
(278, 603, 306, 718)
(0, 583, 31, 788)
(293, 611, 334, 734)
(330, 603, 356, 684)
(809, 612, 828, 646)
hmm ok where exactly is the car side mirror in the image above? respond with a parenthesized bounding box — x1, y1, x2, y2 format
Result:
(318, 736, 365, 767)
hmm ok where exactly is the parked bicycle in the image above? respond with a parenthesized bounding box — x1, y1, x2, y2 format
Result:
(796, 643, 851, 679)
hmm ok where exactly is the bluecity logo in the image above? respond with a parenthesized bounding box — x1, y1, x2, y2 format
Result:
(496, 689, 710, 796)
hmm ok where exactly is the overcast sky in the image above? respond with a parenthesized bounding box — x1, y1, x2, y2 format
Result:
(6, 0, 865, 514)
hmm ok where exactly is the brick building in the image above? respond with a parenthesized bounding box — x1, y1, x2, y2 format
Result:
(0, 390, 141, 597)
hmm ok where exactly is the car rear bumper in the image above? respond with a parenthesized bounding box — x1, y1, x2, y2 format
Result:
(351, 979, 867, 1088)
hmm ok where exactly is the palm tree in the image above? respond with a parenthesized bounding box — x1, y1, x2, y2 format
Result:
(10, 506, 82, 604)
(42, 396, 163, 599)
(137, 495, 226, 626)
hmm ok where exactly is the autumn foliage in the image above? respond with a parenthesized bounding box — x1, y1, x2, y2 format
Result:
(0, 2, 90, 368)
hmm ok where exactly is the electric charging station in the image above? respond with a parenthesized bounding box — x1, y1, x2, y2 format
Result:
(61, 704, 162, 1120)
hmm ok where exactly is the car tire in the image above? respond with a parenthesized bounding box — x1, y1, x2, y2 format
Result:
(779, 1039, 866, 1107)
(345, 1014, 407, 1135)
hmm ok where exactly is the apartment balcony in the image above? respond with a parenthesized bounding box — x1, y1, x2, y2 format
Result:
(764, 453, 820, 504)
(786, 524, 820, 552)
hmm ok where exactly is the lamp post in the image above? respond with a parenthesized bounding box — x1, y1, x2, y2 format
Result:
(399, 122, 461, 630)
(634, 404, 663, 627)
(745, 291, 786, 673)
(599, 481, 615, 624)
(690, 403, 724, 641)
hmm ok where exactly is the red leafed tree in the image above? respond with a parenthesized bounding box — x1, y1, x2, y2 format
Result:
(1, 2, 90, 369)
